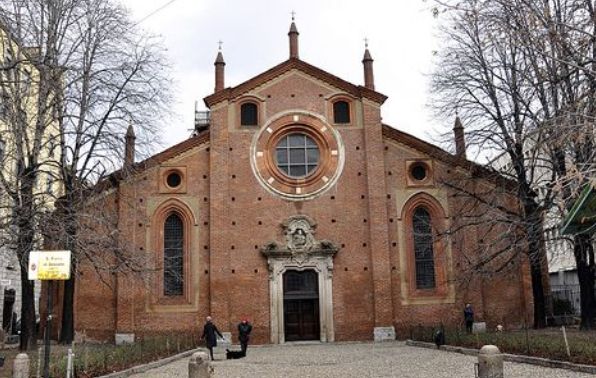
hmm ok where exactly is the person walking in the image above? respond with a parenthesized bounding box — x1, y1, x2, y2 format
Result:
(464, 303, 474, 333)
(238, 318, 253, 356)
(201, 316, 223, 360)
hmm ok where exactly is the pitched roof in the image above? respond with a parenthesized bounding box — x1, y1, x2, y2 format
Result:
(93, 130, 210, 193)
(382, 124, 516, 189)
(203, 58, 387, 107)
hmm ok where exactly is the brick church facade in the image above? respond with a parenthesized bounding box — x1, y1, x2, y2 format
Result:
(59, 20, 533, 344)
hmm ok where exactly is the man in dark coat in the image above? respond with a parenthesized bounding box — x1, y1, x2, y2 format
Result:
(201, 316, 223, 360)
(238, 318, 253, 355)
(464, 303, 474, 333)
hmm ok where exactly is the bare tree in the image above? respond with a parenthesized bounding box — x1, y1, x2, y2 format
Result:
(430, 0, 595, 328)
(0, 0, 172, 347)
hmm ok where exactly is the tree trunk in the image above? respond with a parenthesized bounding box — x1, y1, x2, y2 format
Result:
(18, 258, 37, 350)
(574, 234, 595, 330)
(524, 202, 547, 328)
(59, 276, 75, 344)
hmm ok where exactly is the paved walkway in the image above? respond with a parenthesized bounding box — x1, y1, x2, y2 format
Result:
(128, 342, 594, 378)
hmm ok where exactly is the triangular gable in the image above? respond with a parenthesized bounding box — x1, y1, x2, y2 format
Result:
(204, 58, 387, 107)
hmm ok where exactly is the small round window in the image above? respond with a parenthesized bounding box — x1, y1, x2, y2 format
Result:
(410, 163, 428, 181)
(166, 171, 182, 188)
(275, 133, 320, 178)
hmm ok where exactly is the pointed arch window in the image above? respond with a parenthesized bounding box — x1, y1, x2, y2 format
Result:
(164, 213, 184, 296)
(412, 207, 436, 289)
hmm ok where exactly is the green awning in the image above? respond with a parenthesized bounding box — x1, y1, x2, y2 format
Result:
(561, 181, 596, 236)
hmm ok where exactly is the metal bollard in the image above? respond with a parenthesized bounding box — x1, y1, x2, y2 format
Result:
(188, 351, 213, 378)
(12, 353, 30, 378)
(476, 345, 503, 378)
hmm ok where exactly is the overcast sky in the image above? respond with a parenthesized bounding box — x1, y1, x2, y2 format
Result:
(123, 0, 447, 150)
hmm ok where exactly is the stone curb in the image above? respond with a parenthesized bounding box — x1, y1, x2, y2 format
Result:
(405, 340, 596, 375)
(97, 347, 207, 378)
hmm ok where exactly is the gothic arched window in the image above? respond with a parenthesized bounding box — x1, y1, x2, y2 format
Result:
(412, 207, 436, 289)
(164, 213, 184, 296)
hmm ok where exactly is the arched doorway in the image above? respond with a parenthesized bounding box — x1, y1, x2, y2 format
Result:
(283, 270, 320, 341)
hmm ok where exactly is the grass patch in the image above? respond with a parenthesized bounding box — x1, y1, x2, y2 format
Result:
(0, 332, 201, 377)
(408, 325, 596, 366)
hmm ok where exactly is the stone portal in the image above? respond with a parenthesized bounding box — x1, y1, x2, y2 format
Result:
(261, 215, 339, 343)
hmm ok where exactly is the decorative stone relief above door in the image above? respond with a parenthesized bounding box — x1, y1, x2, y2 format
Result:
(261, 215, 339, 343)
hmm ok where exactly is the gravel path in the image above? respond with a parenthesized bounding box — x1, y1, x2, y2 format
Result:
(128, 342, 594, 378)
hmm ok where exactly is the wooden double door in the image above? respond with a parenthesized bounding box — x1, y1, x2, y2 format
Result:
(283, 270, 320, 341)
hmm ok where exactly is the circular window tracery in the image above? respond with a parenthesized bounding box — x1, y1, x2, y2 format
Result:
(251, 112, 344, 200)
(275, 133, 320, 178)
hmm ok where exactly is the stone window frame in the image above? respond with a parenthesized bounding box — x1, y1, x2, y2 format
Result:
(401, 192, 449, 299)
(251, 111, 345, 200)
(151, 199, 194, 306)
(159, 166, 187, 194)
(327, 94, 355, 126)
(236, 95, 264, 128)
(405, 160, 434, 187)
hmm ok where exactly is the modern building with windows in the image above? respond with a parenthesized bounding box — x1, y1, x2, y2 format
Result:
(0, 21, 61, 336)
(59, 21, 533, 344)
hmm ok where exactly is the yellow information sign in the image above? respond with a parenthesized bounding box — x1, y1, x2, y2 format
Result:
(28, 251, 71, 280)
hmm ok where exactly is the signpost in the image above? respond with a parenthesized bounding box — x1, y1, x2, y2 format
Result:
(28, 251, 71, 378)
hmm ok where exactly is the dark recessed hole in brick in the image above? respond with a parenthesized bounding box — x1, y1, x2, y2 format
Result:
(392, 242, 397, 247)
(361, 195, 365, 199)
(203, 175, 207, 179)
(390, 218, 394, 223)
(341, 243, 346, 248)
(384, 146, 388, 150)
(344, 267, 348, 271)
(204, 221, 209, 226)
(229, 147, 233, 151)
(204, 245, 208, 250)
(138, 223, 143, 227)
(330, 195, 335, 200)
(267, 94, 271, 98)
(232, 221, 236, 225)
(356, 146, 360, 150)
(364, 267, 368, 271)
(206, 147, 210, 152)
(139, 247, 144, 251)
(387, 194, 392, 199)
(447, 169, 451, 174)
(203, 197, 208, 202)
(331, 219, 336, 223)
(254, 245, 259, 249)
(363, 219, 367, 223)
(139, 198, 143, 203)
(388, 171, 392, 176)
(232, 174, 236, 179)
(231, 197, 235, 201)
(357, 172, 362, 176)
(362, 243, 367, 247)
(291, 94, 295, 97)
(231, 246, 235, 250)
(232, 269, 235, 274)
(258, 221, 262, 225)
(254, 269, 258, 273)
(392, 266, 397, 271)
(143, 176, 147, 180)
(257, 197, 262, 201)
(205, 270, 209, 274)
(319, 94, 323, 97)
